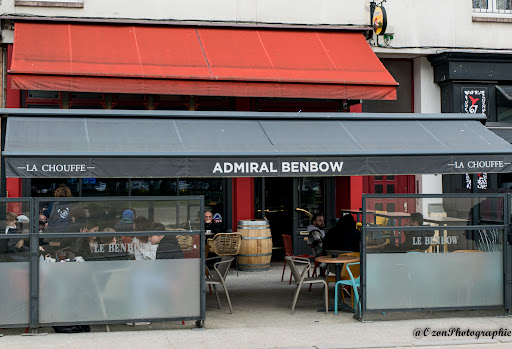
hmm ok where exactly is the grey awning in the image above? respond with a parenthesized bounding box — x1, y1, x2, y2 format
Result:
(497, 85, 512, 101)
(486, 122, 512, 143)
(3, 109, 512, 178)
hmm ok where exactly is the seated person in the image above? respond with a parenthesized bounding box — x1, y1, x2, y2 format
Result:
(5, 213, 30, 261)
(114, 209, 135, 234)
(384, 212, 434, 252)
(149, 223, 184, 259)
(204, 211, 224, 236)
(323, 214, 361, 253)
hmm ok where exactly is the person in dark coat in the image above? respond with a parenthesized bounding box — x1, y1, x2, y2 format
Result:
(148, 223, 184, 259)
(46, 184, 73, 233)
(323, 214, 361, 252)
(204, 211, 224, 236)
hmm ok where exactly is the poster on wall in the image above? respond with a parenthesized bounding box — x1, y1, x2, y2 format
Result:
(462, 87, 487, 116)
(465, 173, 488, 190)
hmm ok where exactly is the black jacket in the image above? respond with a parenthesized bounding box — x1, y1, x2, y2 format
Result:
(205, 222, 224, 235)
(156, 235, 184, 259)
(323, 215, 361, 252)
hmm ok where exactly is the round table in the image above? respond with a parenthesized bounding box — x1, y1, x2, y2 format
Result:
(315, 255, 360, 313)
(315, 255, 360, 278)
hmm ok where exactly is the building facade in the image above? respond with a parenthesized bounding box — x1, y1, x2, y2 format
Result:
(1, 0, 511, 255)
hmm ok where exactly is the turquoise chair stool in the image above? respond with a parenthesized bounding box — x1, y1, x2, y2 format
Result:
(334, 262, 360, 315)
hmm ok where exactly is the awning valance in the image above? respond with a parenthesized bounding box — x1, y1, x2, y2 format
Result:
(9, 23, 397, 100)
(3, 109, 512, 178)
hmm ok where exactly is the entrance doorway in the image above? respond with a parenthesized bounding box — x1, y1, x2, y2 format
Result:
(255, 177, 334, 258)
(255, 178, 294, 260)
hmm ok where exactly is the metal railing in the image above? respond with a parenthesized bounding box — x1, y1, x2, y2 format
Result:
(359, 193, 511, 321)
(0, 196, 205, 330)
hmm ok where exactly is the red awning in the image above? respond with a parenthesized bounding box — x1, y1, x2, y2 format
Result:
(10, 23, 397, 100)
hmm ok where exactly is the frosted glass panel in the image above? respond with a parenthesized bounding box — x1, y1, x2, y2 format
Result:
(366, 252, 503, 309)
(39, 259, 200, 323)
(0, 262, 29, 325)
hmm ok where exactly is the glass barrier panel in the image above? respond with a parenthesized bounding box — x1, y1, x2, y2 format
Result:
(38, 199, 202, 234)
(364, 196, 505, 227)
(37, 198, 202, 324)
(365, 227, 504, 310)
(39, 232, 200, 323)
(0, 200, 31, 326)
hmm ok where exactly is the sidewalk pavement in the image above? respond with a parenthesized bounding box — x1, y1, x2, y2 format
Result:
(1, 262, 512, 349)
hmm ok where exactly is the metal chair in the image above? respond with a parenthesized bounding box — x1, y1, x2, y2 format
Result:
(285, 256, 328, 314)
(334, 262, 360, 315)
(281, 234, 317, 285)
(205, 256, 235, 313)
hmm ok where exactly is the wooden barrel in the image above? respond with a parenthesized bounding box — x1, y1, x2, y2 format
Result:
(237, 220, 273, 272)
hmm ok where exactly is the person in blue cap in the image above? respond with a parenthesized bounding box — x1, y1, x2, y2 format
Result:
(114, 208, 136, 233)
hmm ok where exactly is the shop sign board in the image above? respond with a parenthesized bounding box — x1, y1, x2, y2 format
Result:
(6, 155, 512, 178)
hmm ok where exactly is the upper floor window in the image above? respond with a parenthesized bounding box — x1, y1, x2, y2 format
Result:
(473, 0, 512, 14)
(496, 85, 512, 122)
(15, 0, 83, 8)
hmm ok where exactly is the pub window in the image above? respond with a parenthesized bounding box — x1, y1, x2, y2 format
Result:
(112, 93, 147, 110)
(31, 178, 79, 197)
(15, 0, 84, 8)
(23, 90, 63, 109)
(69, 92, 106, 109)
(178, 179, 224, 217)
(27, 91, 60, 99)
(496, 85, 512, 122)
(82, 179, 129, 197)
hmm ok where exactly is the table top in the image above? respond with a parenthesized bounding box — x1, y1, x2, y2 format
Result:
(341, 209, 411, 218)
(374, 211, 411, 218)
(366, 241, 388, 249)
(340, 208, 363, 214)
(315, 255, 360, 264)
(423, 216, 468, 224)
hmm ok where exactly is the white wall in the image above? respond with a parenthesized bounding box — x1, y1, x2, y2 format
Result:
(413, 57, 440, 115)
(0, 0, 367, 25)
(412, 57, 443, 213)
(3, 0, 512, 53)
(373, 0, 512, 55)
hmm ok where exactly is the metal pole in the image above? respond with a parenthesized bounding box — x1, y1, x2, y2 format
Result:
(197, 195, 206, 328)
(361, 194, 366, 322)
(29, 198, 39, 330)
(504, 194, 511, 311)
(0, 116, 7, 198)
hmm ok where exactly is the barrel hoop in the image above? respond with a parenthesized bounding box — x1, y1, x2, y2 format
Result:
(238, 253, 272, 257)
(238, 263, 271, 267)
(238, 226, 269, 230)
(242, 236, 271, 240)
(238, 220, 269, 226)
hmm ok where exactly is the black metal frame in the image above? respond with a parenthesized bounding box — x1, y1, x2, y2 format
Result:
(360, 193, 511, 322)
(0, 195, 205, 330)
